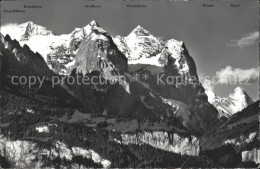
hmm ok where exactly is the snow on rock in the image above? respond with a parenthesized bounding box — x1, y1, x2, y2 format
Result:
(114, 25, 197, 81)
(70, 20, 101, 40)
(124, 25, 164, 60)
(114, 25, 164, 62)
(1, 20, 105, 75)
(113, 35, 133, 59)
(2, 21, 195, 78)
(1, 21, 53, 41)
(205, 90, 216, 104)
(158, 39, 195, 77)
(229, 87, 254, 111)
(73, 24, 128, 76)
(164, 39, 184, 59)
(209, 87, 254, 118)
(128, 53, 164, 67)
(116, 131, 199, 156)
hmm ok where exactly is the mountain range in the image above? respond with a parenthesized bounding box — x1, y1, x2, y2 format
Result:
(0, 21, 258, 168)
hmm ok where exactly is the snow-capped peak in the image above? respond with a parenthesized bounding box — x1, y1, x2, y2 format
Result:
(231, 86, 246, 97)
(209, 87, 254, 119)
(230, 87, 246, 99)
(128, 25, 151, 37)
(79, 20, 101, 31)
(18, 21, 34, 27)
(18, 21, 53, 40)
(70, 20, 105, 39)
(1, 21, 53, 41)
(134, 25, 145, 31)
(117, 25, 165, 61)
(88, 20, 100, 27)
(229, 86, 253, 102)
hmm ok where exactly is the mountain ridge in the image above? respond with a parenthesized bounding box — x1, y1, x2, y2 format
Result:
(1, 21, 221, 134)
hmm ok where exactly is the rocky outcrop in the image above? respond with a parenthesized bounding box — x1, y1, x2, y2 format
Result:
(72, 24, 128, 76)
(0, 135, 111, 168)
(116, 131, 199, 156)
(0, 136, 38, 168)
(242, 148, 260, 164)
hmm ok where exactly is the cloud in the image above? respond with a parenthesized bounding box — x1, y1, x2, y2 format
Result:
(202, 78, 216, 91)
(200, 66, 259, 92)
(216, 66, 259, 84)
(228, 31, 259, 48)
(199, 73, 216, 91)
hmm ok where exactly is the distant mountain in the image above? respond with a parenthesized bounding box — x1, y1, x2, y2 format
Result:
(113, 25, 164, 61)
(206, 87, 254, 120)
(1, 21, 53, 41)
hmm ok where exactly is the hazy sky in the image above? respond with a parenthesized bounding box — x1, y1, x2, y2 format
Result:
(1, 0, 259, 100)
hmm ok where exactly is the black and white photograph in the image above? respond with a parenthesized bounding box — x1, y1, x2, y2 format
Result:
(0, 0, 259, 168)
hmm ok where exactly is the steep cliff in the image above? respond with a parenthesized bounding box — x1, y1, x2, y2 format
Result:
(242, 148, 260, 164)
(115, 131, 199, 156)
(0, 135, 110, 168)
(72, 24, 128, 76)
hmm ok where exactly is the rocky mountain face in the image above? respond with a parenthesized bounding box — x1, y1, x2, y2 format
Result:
(71, 23, 128, 76)
(2, 21, 221, 133)
(0, 21, 258, 168)
(0, 135, 111, 168)
(115, 131, 200, 156)
(206, 87, 254, 120)
(114, 25, 164, 60)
